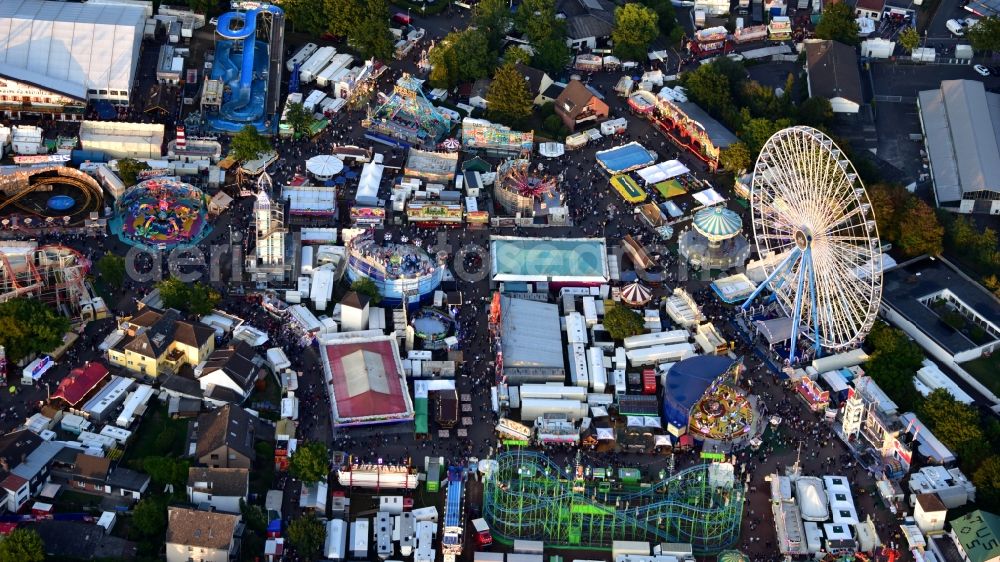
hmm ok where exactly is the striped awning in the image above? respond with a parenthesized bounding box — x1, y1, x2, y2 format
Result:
(692, 206, 742, 241)
(621, 281, 652, 307)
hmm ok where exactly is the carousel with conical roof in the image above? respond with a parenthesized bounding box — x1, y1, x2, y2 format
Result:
(678, 206, 750, 269)
(620, 281, 653, 308)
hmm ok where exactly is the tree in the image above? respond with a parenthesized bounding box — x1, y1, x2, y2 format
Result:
(639, 0, 679, 45)
(350, 278, 382, 305)
(241, 500, 269, 534)
(156, 277, 222, 316)
(0, 298, 70, 363)
(285, 0, 328, 35)
(604, 306, 645, 340)
(187, 0, 218, 16)
(289, 441, 330, 484)
(919, 389, 983, 449)
(681, 64, 733, 116)
(429, 41, 460, 89)
(453, 29, 494, 82)
(230, 125, 271, 163)
(797, 97, 833, 128)
(486, 63, 534, 125)
(97, 254, 126, 291)
(117, 157, 150, 187)
(474, 0, 513, 51)
(863, 321, 924, 412)
(285, 102, 316, 137)
(740, 117, 785, 155)
(142, 456, 190, 488)
(967, 16, 1000, 52)
(898, 26, 921, 53)
(973, 456, 1000, 507)
(0, 528, 44, 562)
(504, 45, 533, 66)
(612, 4, 659, 62)
(324, 0, 365, 37)
(895, 196, 943, 257)
(815, 2, 859, 46)
(516, 0, 559, 43)
(719, 142, 752, 174)
(351, 0, 394, 61)
(532, 36, 571, 75)
(131, 496, 168, 538)
(288, 514, 326, 561)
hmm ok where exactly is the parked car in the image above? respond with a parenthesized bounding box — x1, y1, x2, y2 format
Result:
(946, 19, 966, 35)
(975, 64, 991, 77)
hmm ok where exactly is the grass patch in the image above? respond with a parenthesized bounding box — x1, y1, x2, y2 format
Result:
(122, 401, 190, 464)
(250, 443, 276, 497)
(248, 377, 282, 422)
(961, 354, 1000, 398)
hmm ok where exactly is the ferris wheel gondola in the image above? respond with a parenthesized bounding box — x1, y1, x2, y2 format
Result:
(741, 126, 883, 362)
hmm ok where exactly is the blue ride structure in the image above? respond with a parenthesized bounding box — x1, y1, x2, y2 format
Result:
(207, 4, 283, 134)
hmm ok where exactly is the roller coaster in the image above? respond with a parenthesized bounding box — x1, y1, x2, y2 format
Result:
(482, 450, 744, 555)
(0, 167, 103, 225)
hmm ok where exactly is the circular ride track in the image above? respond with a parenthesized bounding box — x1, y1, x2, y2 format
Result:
(0, 167, 103, 226)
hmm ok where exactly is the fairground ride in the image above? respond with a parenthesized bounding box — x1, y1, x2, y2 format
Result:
(482, 450, 744, 555)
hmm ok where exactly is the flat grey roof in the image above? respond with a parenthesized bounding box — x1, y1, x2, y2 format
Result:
(500, 295, 565, 369)
(918, 80, 1000, 204)
(881, 257, 1000, 355)
(675, 101, 739, 149)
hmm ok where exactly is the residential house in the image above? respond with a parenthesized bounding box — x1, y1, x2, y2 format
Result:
(31, 520, 139, 559)
(804, 39, 864, 114)
(855, 0, 885, 20)
(161, 373, 244, 408)
(0, 431, 63, 513)
(187, 467, 250, 514)
(554, 79, 609, 131)
(50, 451, 150, 501)
(166, 507, 242, 562)
(913, 493, 947, 534)
(194, 341, 262, 404)
(66, 453, 111, 494)
(107, 308, 215, 378)
(191, 405, 257, 469)
(469, 78, 492, 109)
(514, 64, 555, 106)
(560, 0, 615, 50)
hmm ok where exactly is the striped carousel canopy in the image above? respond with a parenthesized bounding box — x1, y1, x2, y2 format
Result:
(621, 281, 652, 306)
(717, 551, 750, 562)
(692, 206, 742, 242)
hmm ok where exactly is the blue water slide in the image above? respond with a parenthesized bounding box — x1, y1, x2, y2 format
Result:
(215, 5, 283, 123)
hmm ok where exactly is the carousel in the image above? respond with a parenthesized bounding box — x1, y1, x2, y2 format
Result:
(687, 369, 760, 443)
(620, 281, 653, 308)
(112, 178, 211, 250)
(411, 307, 456, 350)
(678, 206, 750, 270)
(494, 159, 564, 218)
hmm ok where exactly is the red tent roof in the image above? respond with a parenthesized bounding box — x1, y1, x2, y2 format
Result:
(51, 362, 110, 407)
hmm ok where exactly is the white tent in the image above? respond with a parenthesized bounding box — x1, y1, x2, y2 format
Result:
(692, 188, 725, 207)
(355, 162, 383, 206)
(0, 0, 146, 101)
(636, 160, 690, 184)
(538, 142, 565, 158)
(596, 427, 615, 440)
(654, 434, 671, 447)
(306, 155, 344, 179)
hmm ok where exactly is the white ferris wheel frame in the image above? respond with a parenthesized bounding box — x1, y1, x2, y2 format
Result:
(741, 126, 883, 362)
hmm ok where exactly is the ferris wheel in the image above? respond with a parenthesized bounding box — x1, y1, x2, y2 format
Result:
(742, 126, 883, 362)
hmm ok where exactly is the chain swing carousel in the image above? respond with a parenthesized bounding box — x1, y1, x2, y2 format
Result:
(678, 206, 750, 270)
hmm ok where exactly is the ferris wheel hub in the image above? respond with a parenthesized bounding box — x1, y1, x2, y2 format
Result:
(793, 228, 812, 250)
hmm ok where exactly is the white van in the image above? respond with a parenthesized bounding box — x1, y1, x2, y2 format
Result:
(946, 19, 965, 36)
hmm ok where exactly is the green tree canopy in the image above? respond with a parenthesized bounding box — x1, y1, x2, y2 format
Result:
(681, 63, 734, 116)
(917, 389, 983, 450)
(288, 513, 326, 561)
(453, 29, 495, 82)
(156, 277, 222, 316)
(639, 0, 680, 44)
(289, 441, 330, 484)
(131, 496, 168, 539)
(504, 45, 534, 66)
(117, 157, 150, 187)
(863, 321, 924, 412)
(604, 306, 646, 340)
(612, 4, 659, 61)
(973, 456, 1000, 507)
(967, 16, 1000, 52)
(97, 254, 126, 291)
(868, 183, 943, 257)
(142, 456, 190, 489)
(230, 125, 271, 163)
(740, 117, 791, 155)
(324, 0, 365, 37)
(486, 63, 534, 125)
(516, 0, 559, 43)
(429, 40, 460, 89)
(351, 0, 394, 60)
(0, 528, 44, 562)
(284, 0, 328, 34)
(898, 26, 921, 53)
(350, 277, 382, 305)
(474, 0, 514, 50)
(532, 36, 571, 75)
(815, 2, 860, 45)
(797, 97, 833, 128)
(0, 298, 70, 363)
(286, 102, 316, 137)
(719, 142, 752, 174)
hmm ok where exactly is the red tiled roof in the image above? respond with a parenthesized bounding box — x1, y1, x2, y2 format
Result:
(51, 363, 110, 407)
(0, 474, 27, 493)
(324, 339, 410, 422)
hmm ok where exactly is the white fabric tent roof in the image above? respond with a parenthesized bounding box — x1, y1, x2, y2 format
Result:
(596, 427, 615, 440)
(0, 0, 146, 98)
(692, 188, 725, 207)
(306, 155, 344, 177)
(355, 162, 383, 206)
(636, 160, 690, 184)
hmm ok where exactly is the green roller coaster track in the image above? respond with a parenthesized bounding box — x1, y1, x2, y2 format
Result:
(482, 450, 744, 555)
